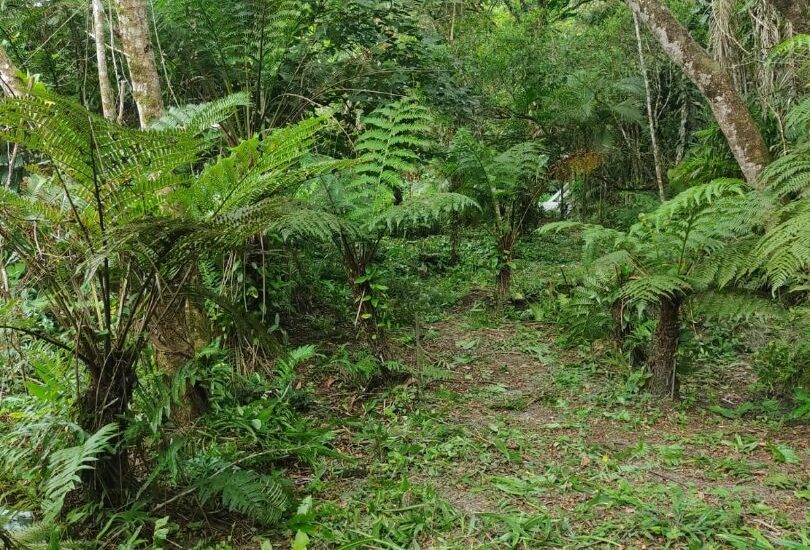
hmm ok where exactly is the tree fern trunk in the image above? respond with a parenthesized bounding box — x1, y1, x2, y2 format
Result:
(647, 295, 681, 397)
(78, 352, 138, 505)
(449, 220, 460, 266)
(353, 278, 388, 361)
(495, 264, 512, 305)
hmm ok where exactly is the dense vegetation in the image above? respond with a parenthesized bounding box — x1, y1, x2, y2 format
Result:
(0, 0, 808, 548)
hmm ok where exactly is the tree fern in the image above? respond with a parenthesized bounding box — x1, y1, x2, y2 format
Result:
(547, 178, 770, 395)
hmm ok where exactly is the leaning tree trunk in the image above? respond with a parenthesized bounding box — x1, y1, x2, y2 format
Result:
(92, 0, 116, 120)
(765, 0, 809, 34)
(647, 295, 681, 398)
(627, 0, 769, 187)
(116, 0, 164, 127)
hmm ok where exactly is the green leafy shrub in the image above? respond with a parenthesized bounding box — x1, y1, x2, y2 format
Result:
(753, 340, 810, 396)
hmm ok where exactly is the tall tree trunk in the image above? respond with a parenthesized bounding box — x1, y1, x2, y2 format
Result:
(647, 295, 681, 398)
(116, 0, 205, 420)
(116, 0, 164, 127)
(765, 0, 810, 34)
(0, 47, 25, 297)
(675, 93, 691, 164)
(633, 12, 667, 202)
(92, 0, 116, 120)
(0, 46, 25, 97)
(627, 0, 769, 187)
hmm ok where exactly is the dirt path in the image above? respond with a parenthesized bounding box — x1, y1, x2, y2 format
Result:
(425, 316, 807, 543)
(310, 314, 810, 548)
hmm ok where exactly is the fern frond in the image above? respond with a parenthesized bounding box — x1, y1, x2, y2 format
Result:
(354, 98, 432, 195)
(43, 424, 119, 520)
(644, 178, 745, 225)
(189, 457, 289, 526)
(149, 92, 250, 134)
(691, 291, 785, 322)
(267, 202, 359, 242)
(749, 205, 810, 289)
(786, 94, 810, 139)
(770, 34, 810, 60)
(187, 117, 332, 217)
(619, 273, 692, 308)
(369, 192, 477, 232)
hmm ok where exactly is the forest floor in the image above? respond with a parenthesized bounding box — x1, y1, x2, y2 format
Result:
(285, 300, 810, 549)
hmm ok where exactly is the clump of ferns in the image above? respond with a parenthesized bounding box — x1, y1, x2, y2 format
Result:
(542, 178, 783, 395)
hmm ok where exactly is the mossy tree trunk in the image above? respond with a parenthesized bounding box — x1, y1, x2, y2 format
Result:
(150, 292, 210, 426)
(116, 0, 164, 127)
(627, 0, 769, 187)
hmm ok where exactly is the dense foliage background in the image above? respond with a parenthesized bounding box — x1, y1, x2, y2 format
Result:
(0, 0, 808, 548)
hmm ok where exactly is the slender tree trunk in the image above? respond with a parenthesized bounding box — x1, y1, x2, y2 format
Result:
(495, 231, 516, 304)
(0, 47, 25, 298)
(633, 12, 667, 203)
(114, 0, 204, 419)
(92, 0, 116, 120)
(116, 0, 164, 127)
(675, 94, 691, 164)
(0, 46, 25, 97)
(350, 265, 388, 362)
(765, 0, 809, 34)
(627, 0, 769, 187)
(647, 296, 681, 398)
